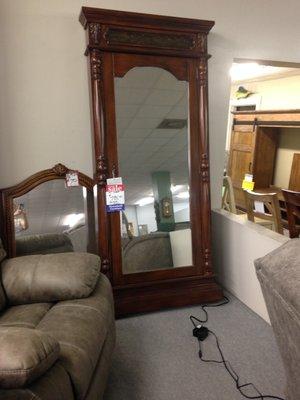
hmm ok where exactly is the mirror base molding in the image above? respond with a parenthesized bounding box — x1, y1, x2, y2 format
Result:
(114, 275, 222, 317)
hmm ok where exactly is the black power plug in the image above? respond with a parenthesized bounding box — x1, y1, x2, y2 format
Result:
(193, 325, 209, 341)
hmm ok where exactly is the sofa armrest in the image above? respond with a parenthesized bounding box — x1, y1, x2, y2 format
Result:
(2, 252, 100, 305)
(0, 327, 60, 389)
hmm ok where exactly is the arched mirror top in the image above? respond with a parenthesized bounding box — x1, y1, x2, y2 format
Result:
(0, 164, 96, 258)
(1, 163, 95, 199)
(113, 53, 189, 81)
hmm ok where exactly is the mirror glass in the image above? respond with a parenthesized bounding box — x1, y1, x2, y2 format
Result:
(114, 67, 192, 274)
(13, 179, 96, 256)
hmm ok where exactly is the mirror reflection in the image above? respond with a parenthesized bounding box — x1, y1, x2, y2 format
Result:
(115, 67, 192, 274)
(13, 180, 96, 256)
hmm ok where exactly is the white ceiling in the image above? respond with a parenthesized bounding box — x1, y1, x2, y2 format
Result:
(115, 67, 190, 205)
(231, 62, 300, 83)
(15, 180, 85, 236)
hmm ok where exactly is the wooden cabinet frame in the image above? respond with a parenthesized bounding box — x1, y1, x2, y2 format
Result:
(228, 109, 300, 210)
(80, 7, 222, 316)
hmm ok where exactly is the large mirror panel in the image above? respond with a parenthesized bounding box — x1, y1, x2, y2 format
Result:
(13, 179, 96, 256)
(114, 67, 192, 274)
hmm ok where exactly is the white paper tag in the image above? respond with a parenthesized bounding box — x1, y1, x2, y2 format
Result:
(65, 171, 79, 187)
(244, 174, 253, 183)
(254, 201, 265, 213)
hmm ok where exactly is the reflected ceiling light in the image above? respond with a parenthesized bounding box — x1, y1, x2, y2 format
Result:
(230, 62, 259, 81)
(64, 213, 85, 228)
(82, 187, 87, 199)
(176, 191, 190, 199)
(171, 185, 183, 194)
(135, 197, 154, 207)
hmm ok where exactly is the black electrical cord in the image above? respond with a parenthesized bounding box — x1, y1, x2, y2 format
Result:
(190, 297, 285, 400)
(190, 296, 230, 325)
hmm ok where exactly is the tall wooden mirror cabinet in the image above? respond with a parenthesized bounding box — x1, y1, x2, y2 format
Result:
(80, 7, 222, 316)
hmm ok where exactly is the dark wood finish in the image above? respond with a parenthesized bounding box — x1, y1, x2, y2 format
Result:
(0, 164, 96, 258)
(282, 189, 300, 238)
(289, 153, 300, 191)
(80, 7, 222, 316)
(80, 7, 214, 59)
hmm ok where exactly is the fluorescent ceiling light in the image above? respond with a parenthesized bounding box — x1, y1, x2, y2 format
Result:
(64, 213, 85, 228)
(171, 185, 183, 193)
(176, 191, 190, 199)
(135, 197, 154, 207)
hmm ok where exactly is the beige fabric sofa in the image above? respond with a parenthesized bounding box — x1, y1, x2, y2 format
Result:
(255, 239, 300, 400)
(0, 246, 115, 400)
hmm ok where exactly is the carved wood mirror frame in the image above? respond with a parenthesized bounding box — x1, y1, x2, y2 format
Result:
(80, 7, 222, 315)
(0, 163, 96, 258)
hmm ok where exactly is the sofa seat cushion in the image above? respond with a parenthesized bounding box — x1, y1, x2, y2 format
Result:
(0, 327, 60, 389)
(255, 238, 300, 316)
(2, 253, 100, 305)
(0, 303, 52, 328)
(37, 274, 114, 400)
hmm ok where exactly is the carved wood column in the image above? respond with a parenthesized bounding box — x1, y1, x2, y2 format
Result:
(197, 58, 213, 276)
(87, 24, 111, 275)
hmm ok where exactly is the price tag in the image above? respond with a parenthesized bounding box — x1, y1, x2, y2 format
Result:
(106, 177, 125, 212)
(242, 173, 255, 190)
(65, 170, 79, 187)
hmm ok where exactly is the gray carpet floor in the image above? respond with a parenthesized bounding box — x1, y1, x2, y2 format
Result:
(104, 294, 286, 400)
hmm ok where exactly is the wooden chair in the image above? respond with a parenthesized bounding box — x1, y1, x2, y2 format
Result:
(244, 190, 283, 234)
(222, 176, 237, 214)
(282, 189, 300, 238)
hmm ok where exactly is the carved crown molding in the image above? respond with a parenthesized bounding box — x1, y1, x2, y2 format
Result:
(90, 49, 102, 81)
(52, 163, 68, 176)
(198, 60, 207, 86)
(193, 33, 206, 52)
(89, 22, 101, 45)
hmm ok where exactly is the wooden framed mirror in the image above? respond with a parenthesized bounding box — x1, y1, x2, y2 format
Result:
(80, 7, 222, 315)
(0, 164, 97, 258)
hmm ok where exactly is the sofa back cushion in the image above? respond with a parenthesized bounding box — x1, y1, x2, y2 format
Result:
(0, 327, 60, 389)
(2, 252, 100, 305)
(0, 240, 7, 311)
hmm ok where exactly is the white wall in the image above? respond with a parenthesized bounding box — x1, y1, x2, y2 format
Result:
(1, 0, 300, 210)
(174, 207, 190, 222)
(231, 74, 300, 110)
(212, 209, 289, 323)
(174, 201, 189, 222)
(136, 204, 157, 233)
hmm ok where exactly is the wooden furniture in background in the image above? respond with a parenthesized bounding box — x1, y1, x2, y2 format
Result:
(222, 175, 237, 213)
(282, 189, 300, 238)
(0, 164, 96, 257)
(289, 153, 300, 191)
(244, 190, 283, 234)
(228, 109, 300, 210)
(80, 7, 222, 316)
